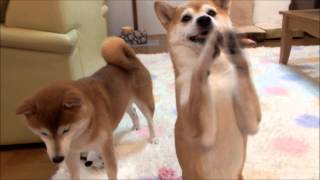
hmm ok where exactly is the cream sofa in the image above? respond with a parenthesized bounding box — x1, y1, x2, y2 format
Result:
(0, 0, 107, 145)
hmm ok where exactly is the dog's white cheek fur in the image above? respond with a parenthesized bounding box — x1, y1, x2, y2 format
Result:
(60, 136, 72, 157)
(169, 9, 195, 45)
(41, 137, 55, 160)
(169, 26, 187, 46)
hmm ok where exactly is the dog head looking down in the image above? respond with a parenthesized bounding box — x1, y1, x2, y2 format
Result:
(16, 83, 92, 164)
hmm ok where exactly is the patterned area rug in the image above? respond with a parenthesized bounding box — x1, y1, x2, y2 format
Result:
(53, 45, 320, 180)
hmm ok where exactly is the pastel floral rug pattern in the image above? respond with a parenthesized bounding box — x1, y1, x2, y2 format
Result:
(53, 45, 320, 180)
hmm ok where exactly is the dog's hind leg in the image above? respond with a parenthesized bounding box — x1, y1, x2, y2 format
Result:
(127, 104, 140, 130)
(134, 90, 156, 143)
(100, 138, 117, 179)
(136, 100, 156, 143)
(222, 30, 261, 135)
(137, 102, 156, 143)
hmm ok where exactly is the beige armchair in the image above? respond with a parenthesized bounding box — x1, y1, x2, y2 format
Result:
(0, 0, 107, 145)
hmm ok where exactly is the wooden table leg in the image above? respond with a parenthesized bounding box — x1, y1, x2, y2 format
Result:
(280, 15, 293, 65)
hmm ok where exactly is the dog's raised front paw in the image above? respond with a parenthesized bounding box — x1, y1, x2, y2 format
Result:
(221, 30, 249, 70)
(206, 29, 223, 58)
(223, 30, 241, 55)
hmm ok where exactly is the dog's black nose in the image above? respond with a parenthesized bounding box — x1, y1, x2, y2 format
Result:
(197, 16, 212, 29)
(52, 156, 64, 163)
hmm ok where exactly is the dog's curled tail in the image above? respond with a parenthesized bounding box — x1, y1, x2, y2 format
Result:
(101, 37, 138, 70)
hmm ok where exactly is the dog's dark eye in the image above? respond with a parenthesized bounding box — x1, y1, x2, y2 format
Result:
(207, 10, 216, 17)
(181, 14, 192, 23)
(40, 132, 48, 136)
(62, 128, 70, 134)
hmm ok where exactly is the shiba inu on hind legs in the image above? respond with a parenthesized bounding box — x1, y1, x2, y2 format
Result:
(155, 0, 261, 179)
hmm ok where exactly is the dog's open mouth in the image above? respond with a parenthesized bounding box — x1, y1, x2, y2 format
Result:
(188, 30, 210, 44)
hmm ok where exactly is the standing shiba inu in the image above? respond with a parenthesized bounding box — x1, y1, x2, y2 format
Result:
(155, 0, 261, 179)
(16, 37, 156, 180)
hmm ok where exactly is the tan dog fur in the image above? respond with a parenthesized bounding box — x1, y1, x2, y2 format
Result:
(155, 0, 261, 179)
(16, 37, 156, 180)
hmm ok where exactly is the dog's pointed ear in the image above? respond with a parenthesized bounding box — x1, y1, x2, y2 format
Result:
(154, 0, 176, 29)
(63, 90, 82, 109)
(16, 100, 35, 116)
(211, 0, 231, 11)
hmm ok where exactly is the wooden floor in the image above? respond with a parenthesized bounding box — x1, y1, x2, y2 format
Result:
(1, 35, 319, 180)
(1, 145, 57, 179)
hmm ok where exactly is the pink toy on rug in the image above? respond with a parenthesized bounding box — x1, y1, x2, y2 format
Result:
(158, 167, 181, 180)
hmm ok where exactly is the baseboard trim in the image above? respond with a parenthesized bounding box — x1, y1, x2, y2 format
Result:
(0, 143, 45, 151)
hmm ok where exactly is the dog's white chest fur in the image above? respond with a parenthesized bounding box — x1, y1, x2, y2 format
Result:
(208, 57, 245, 176)
(176, 51, 236, 108)
(208, 54, 235, 92)
(175, 53, 245, 178)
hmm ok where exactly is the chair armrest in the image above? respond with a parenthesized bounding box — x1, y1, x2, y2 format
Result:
(0, 25, 78, 54)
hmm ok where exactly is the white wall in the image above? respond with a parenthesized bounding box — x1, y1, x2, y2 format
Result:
(253, 0, 291, 26)
(106, 0, 134, 35)
(106, 0, 185, 35)
(137, 0, 185, 35)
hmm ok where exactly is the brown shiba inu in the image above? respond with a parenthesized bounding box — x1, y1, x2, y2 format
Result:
(16, 37, 156, 180)
(155, 0, 261, 179)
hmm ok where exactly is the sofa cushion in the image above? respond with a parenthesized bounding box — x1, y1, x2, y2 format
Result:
(0, 0, 9, 23)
